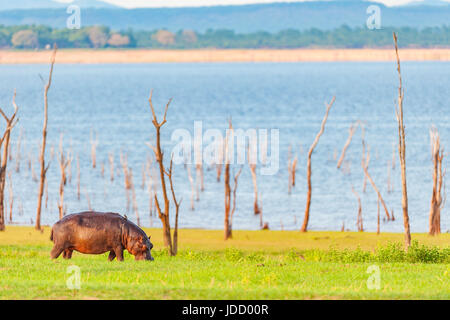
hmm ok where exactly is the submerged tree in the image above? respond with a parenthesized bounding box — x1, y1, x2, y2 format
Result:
(429, 126, 444, 236)
(300, 96, 335, 232)
(224, 120, 243, 240)
(36, 44, 57, 230)
(0, 91, 19, 231)
(393, 32, 411, 249)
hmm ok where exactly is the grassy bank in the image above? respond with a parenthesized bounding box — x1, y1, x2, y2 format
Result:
(0, 227, 448, 299)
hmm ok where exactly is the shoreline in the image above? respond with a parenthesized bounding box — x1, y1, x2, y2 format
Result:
(1, 48, 450, 64)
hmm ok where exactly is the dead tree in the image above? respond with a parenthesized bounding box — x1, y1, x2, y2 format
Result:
(216, 139, 223, 182)
(146, 157, 155, 225)
(337, 123, 357, 169)
(377, 197, 380, 235)
(167, 157, 181, 255)
(361, 124, 368, 193)
(76, 153, 80, 200)
(362, 144, 391, 221)
(147, 90, 179, 256)
(141, 162, 146, 190)
(224, 120, 242, 239)
(129, 168, 140, 226)
(90, 129, 98, 169)
(429, 127, 445, 235)
(300, 96, 335, 232)
(108, 152, 115, 182)
(7, 171, 13, 223)
(287, 145, 298, 194)
(351, 186, 363, 232)
(249, 162, 261, 215)
(0, 91, 19, 231)
(393, 32, 411, 249)
(288, 145, 292, 194)
(291, 156, 298, 187)
(44, 179, 48, 210)
(387, 160, 393, 193)
(248, 145, 261, 215)
(57, 134, 69, 219)
(36, 44, 56, 231)
(186, 164, 195, 210)
(120, 152, 132, 212)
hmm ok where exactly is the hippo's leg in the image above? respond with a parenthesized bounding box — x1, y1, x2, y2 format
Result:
(63, 249, 73, 259)
(108, 251, 116, 261)
(50, 245, 64, 259)
(114, 247, 124, 262)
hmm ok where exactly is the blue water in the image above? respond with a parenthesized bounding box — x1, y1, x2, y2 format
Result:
(0, 62, 449, 232)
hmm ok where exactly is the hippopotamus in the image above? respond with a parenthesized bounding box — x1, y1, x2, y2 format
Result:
(50, 211, 154, 261)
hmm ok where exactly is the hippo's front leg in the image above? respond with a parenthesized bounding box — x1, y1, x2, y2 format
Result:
(108, 251, 116, 261)
(63, 249, 73, 259)
(114, 247, 124, 261)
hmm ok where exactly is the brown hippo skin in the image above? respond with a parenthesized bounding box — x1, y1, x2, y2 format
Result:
(50, 211, 154, 261)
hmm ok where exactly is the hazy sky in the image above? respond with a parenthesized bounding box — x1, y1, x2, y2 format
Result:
(56, 0, 450, 8)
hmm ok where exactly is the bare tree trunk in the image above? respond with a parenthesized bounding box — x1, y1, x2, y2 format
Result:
(377, 197, 380, 235)
(249, 163, 261, 215)
(337, 123, 356, 169)
(351, 186, 363, 232)
(147, 90, 174, 255)
(393, 33, 411, 249)
(57, 134, 69, 219)
(288, 145, 292, 194)
(362, 145, 391, 221)
(186, 165, 195, 210)
(167, 157, 181, 255)
(76, 153, 80, 200)
(429, 127, 444, 236)
(108, 152, 114, 182)
(128, 169, 140, 226)
(361, 125, 368, 193)
(90, 129, 98, 169)
(36, 44, 57, 231)
(0, 91, 19, 231)
(224, 154, 231, 239)
(291, 156, 297, 187)
(300, 96, 335, 232)
(7, 171, 13, 223)
(224, 120, 242, 240)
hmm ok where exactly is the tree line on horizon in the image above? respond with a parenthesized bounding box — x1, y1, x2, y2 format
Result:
(1, 24, 450, 50)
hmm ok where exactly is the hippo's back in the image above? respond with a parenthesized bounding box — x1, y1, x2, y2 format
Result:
(56, 211, 125, 229)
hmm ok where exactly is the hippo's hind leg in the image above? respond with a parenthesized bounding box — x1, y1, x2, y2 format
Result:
(114, 247, 124, 262)
(50, 245, 64, 259)
(63, 249, 73, 259)
(108, 251, 116, 261)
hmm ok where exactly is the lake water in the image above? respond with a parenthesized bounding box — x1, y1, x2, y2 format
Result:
(0, 62, 449, 233)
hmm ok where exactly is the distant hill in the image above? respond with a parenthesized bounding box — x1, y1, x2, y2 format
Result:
(0, 1, 449, 32)
(0, 0, 116, 10)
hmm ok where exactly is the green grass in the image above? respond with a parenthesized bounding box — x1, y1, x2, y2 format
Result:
(0, 227, 449, 299)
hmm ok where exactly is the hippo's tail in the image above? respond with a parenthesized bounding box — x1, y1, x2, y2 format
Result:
(50, 229, 53, 242)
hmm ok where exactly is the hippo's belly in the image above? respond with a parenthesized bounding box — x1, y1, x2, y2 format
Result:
(69, 227, 118, 254)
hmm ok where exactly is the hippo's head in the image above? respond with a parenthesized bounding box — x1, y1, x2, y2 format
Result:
(128, 235, 154, 261)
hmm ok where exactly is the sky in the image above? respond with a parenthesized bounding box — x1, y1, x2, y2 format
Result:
(56, 0, 450, 8)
